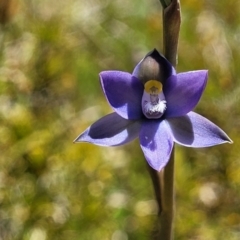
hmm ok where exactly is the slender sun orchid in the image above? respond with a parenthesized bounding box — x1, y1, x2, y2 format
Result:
(75, 49, 232, 171)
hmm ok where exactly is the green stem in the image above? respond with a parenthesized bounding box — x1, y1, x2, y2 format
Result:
(148, 1, 181, 239)
(147, 148, 175, 240)
(158, 147, 175, 239)
(159, 0, 172, 9)
(162, 0, 181, 66)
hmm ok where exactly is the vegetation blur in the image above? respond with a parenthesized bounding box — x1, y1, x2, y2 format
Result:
(0, 0, 239, 239)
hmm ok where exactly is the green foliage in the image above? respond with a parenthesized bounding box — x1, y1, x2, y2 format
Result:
(0, 0, 238, 239)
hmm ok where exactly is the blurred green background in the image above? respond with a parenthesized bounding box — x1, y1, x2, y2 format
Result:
(0, 0, 239, 239)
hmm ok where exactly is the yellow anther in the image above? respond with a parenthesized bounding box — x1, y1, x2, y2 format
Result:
(144, 80, 162, 94)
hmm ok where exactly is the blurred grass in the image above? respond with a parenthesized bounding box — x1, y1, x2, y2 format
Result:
(0, 0, 239, 239)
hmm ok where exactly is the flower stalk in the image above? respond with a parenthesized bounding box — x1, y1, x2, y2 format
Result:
(149, 0, 181, 239)
(162, 0, 181, 66)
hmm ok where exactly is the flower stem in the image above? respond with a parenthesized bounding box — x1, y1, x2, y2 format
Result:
(147, 148, 175, 240)
(158, 147, 175, 239)
(162, 0, 181, 66)
(159, 0, 172, 9)
(148, 1, 181, 239)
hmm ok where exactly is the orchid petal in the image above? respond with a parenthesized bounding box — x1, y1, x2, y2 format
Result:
(164, 70, 208, 118)
(100, 71, 143, 120)
(139, 120, 174, 171)
(166, 111, 232, 147)
(74, 112, 141, 146)
(132, 49, 176, 84)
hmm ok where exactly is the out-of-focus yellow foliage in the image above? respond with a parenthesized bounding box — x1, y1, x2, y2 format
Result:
(0, 0, 238, 239)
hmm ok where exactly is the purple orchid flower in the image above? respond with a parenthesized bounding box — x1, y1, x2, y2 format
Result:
(74, 49, 232, 171)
